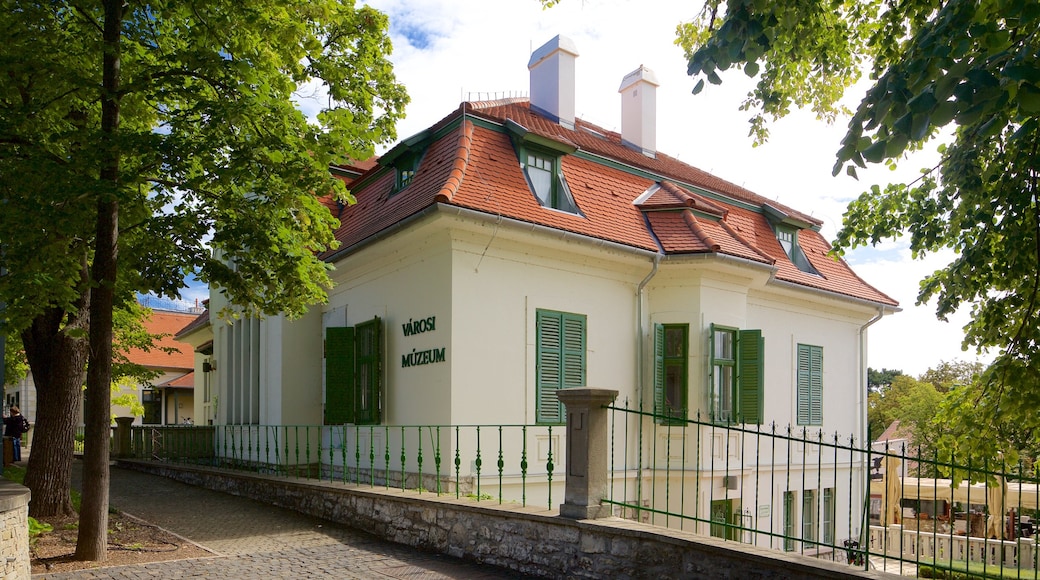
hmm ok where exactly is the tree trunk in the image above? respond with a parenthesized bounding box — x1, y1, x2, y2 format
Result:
(21, 302, 88, 518)
(75, 0, 122, 562)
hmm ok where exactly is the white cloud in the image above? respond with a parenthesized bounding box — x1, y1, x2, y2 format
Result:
(357, 0, 988, 376)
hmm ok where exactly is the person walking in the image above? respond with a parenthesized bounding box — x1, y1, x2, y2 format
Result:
(4, 406, 30, 463)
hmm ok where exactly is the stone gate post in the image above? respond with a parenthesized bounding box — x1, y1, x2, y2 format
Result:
(557, 387, 618, 519)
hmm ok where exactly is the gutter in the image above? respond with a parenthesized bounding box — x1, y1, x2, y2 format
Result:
(325, 203, 661, 266)
(769, 277, 902, 311)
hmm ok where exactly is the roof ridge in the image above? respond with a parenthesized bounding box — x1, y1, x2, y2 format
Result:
(718, 219, 775, 264)
(434, 120, 474, 203)
(682, 212, 720, 252)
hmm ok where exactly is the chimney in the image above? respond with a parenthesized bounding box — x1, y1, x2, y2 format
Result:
(528, 35, 579, 130)
(618, 65, 659, 158)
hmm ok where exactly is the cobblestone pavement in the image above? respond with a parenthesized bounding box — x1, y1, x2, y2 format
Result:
(36, 464, 533, 579)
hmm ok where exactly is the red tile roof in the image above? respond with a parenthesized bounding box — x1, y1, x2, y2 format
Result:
(160, 371, 194, 389)
(126, 310, 196, 371)
(328, 99, 897, 307)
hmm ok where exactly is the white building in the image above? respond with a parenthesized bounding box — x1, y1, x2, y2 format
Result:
(201, 36, 898, 550)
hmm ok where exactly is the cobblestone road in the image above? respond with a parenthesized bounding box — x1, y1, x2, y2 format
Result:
(36, 464, 533, 579)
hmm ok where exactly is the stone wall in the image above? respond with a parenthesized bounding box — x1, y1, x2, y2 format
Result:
(119, 460, 897, 579)
(0, 479, 31, 579)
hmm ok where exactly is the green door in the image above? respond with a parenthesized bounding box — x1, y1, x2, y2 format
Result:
(710, 499, 740, 541)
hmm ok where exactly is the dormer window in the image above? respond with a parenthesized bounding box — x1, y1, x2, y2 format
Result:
(505, 119, 582, 216)
(396, 166, 416, 191)
(393, 153, 421, 194)
(522, 148, 579, 214)
(378, 129, 431, 197)
(775, 225, 820, 275)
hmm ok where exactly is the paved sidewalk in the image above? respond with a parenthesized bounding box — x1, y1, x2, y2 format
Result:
(36, 463, 533, 579)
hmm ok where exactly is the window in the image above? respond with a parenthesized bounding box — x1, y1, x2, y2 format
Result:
(225, 317, 260, 425)
(802, 489, 818, 545)
(783, 491, 796, 551)
(522, 148, 580, 214)
(709, 325, 764, 424)
(393, 152, 422, 193)
(654, 324, 688, 424)
(796, 344, 823, 425)
(823, 488, 836, 544)
(710, 499, 739, 541)
(142, 389, 162, 425)
(324, 317, 383, 425)
(775, 225, 820, 275)
(536, 309, 586, 424)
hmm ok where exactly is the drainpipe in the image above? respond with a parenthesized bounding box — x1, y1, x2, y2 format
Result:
(858, 308, 886, 444)
(635, 253, 660, 511)
(857, 307, 886, 541)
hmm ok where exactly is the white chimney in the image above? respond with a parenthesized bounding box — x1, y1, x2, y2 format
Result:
(528, 35, 579, 130)
(618, 65, 659, 158)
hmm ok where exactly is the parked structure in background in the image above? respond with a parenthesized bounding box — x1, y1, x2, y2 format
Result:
(193, 35, 899, 556)
(7, 305, 199, 427)
(117, 308, 198, 425)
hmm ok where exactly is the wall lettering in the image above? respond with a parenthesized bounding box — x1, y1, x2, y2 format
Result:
(402, 316, 436, 336)
(402, 348, 446, 368)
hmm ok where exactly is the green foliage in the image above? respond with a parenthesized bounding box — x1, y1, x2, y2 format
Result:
(933, 360, 1040, 471)
(0, 0, 409, 328)
(919, 359, 984, 393)
(867, 367, 903, 393)
(679, 0, 1040, 467)
(868, 374, 942, 449)
(28, 516, 53, 538)
(2, 328, 27, 386)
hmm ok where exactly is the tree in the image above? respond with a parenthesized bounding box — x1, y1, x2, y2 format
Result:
(678, 1, 1039, 458)
(867, 367, 903, 393)
(918, 359, 984, 393)
(1, 0, 406, 561)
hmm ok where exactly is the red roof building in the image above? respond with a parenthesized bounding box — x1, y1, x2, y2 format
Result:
(208, 37, 899, 526)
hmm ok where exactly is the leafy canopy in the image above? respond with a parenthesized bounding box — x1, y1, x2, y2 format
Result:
(680, 0, 1040, 459)
(0, 1, 409, 326)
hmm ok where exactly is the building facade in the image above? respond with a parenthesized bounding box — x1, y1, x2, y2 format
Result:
(202, 36, 898, 547)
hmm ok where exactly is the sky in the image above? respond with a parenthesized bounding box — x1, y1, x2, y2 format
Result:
(177, 0, 990, 377)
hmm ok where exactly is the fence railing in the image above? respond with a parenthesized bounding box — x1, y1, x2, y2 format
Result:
(127, 423, 563, 509)
(123, 406, 1040, 578)
(605, 402, 1040, 578)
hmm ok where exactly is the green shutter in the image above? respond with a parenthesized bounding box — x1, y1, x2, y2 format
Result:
(536, 311, 563, 424)
(737, 329, 764, 424)
(653, 324, 665, 422)
(561, 313, 586, 388)
(354, 317, 382, 425)
(810, 345, 823, 425)
(324, 326, 355, 425)
(708, 323, 716, 420)
(797, 344, 823, 426)
(536, 310, 585, 424)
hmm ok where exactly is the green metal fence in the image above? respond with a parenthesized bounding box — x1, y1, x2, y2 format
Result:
(606, 402, 1040, 578)
(128, 423, 563, 508)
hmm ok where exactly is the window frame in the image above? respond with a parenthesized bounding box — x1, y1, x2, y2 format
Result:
(796, 343, 824, 426)
(783, 491, 796, 552)
(802, 489, 818, 545)
(142, 388, 162, 425)
(324, 316, 383, 426)
(654, 323, 689, 424)
(823, 487, 836, 544)
(709, 324, 764, 425)
(535, 309, 586, 425)
(520, 144, 580, 215)
(393, 151, 423, 194)
(774, 224, 820, 275)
